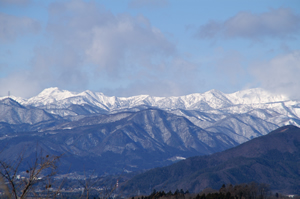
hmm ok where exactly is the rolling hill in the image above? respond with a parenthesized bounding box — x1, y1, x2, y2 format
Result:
(122, 125, 300, 195)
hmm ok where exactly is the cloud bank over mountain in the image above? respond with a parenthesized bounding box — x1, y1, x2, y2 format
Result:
(0, 1, 299, 99)
(251, 50, 300, 99)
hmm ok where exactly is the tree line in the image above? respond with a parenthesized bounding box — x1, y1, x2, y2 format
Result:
(133, 183, 299, 199)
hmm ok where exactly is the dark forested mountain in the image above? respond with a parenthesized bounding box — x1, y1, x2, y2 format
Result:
(122, 125, 300, 195)
(0, 108, 236, 174)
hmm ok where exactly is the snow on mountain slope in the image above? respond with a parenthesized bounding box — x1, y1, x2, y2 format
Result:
(0, 98, 59, 124)
(1, 87, 299, 145)
(1, 88, 299, 176)
(1, 87, 299, 128)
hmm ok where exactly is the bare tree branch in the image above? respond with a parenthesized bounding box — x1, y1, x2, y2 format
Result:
(0, 147, 61, 199)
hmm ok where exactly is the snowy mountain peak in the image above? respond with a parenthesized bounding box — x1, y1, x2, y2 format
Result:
(23, 87, 78, 107)
(1, 87, 300, 147)
(39, 87, 60, 94)
(37, 87, 75, 98)
(8, 87, 295, 116)
(205, 89, 223, 95)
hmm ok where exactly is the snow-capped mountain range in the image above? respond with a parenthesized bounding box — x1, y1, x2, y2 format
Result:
(1, 87, 300, 143)
(1, 87, 300, 174)
(3, 87, 290, 111)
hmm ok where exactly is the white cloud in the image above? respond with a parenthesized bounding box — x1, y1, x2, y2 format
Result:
(0, 0, 201, 98)
(0, 12, 40, 42)
(215, 50, 245, 86)
(84, 14, 175, 76)
(46, 0, 175, 73)
(196, 8, 300, 40)
(250, 50, 300, 99)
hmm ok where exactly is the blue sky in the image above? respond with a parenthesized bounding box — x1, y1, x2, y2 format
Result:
(0, 0, 300, 99)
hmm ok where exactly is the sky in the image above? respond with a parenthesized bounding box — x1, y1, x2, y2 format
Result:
(0, 0, 300, 99)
